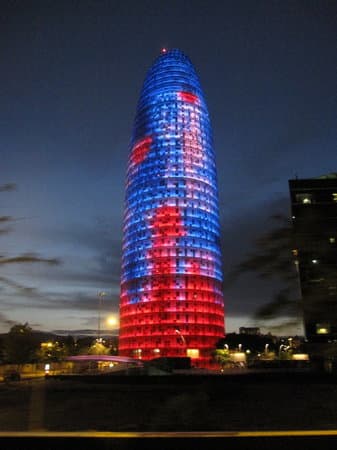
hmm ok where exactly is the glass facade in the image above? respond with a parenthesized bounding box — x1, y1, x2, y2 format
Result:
(119, 49, 224, 364)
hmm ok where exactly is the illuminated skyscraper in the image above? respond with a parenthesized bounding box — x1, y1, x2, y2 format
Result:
(119, 49, 224, 364)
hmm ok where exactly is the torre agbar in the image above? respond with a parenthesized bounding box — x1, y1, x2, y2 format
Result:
(119, 49, 224, 364)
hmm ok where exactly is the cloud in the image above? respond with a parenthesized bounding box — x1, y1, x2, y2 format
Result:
(1, 216, 121, 299)
(2, 290, 119, 313)
(27, 218, 122, 286)
(221, 195, 293, 318)
(0, 189, 295, 333)
(0, 183, 16, 192)
(40, 217, 122, 255)
(0, 253, 60, 266)
(221, 195, 290, 268)
(1, 197, 292, 323)
(0, 312, 18, 329)
(0, 275, 40, 296)
(38, 264, 120, 288)
(52, 329, 116, 336)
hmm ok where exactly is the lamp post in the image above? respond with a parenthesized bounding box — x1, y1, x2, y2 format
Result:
(175, 328, 186, 355)
(279, 344, 289, 359)
(97, 291, 106, 342)
(106, 315, 119, 355)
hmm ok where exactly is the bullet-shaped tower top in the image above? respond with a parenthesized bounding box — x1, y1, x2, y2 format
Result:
(137, 48, 207, 111)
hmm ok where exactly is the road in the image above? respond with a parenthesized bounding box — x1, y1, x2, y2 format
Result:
(1, 371, 337, 437)
(1, 430, 337, 450)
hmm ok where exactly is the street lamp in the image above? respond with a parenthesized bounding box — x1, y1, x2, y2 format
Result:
(106, 316, 118, 328)
(97, 291, 106, 342)
(106, 315, 119, 355)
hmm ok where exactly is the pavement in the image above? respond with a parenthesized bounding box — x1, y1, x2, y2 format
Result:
(1, 430, 337, 450)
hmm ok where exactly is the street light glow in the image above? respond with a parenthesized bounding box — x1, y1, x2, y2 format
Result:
(107, 316, 118, 327)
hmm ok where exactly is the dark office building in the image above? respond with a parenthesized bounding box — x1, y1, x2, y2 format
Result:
(289, 174, 337, 342)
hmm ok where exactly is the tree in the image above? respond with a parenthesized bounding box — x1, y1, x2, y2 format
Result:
(213, 349, 231, 368)
(62, 335, 76, 356)
(227, 215, 302, 326)
(76, 336, 95, 354)
(3, 323, 40, 364)
(87, 340, 110, 355)
(36, 340, 69, 362)
(216, 333, 277, 353)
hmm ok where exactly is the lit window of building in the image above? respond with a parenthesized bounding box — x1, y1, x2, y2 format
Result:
(296, 193, 313, 204)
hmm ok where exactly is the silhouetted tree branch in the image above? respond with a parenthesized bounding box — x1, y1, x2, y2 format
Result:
(255, 288, 301, 319)
(227, 215, 301, 321)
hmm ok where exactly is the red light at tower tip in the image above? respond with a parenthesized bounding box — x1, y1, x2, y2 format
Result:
(161, 47, 167, 53)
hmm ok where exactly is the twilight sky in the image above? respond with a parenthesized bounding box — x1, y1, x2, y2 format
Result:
(1, 0, 336, 335)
